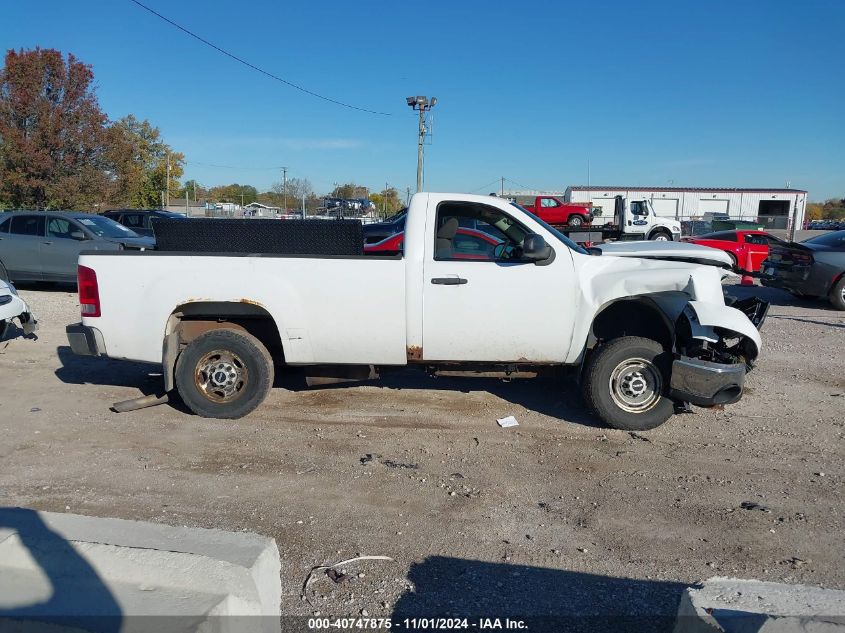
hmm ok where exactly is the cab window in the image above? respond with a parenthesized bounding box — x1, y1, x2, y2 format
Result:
(0, 216, 9, 233)
(540, 197, 560, 208)
(744, 234, 767, 245)
(435, 201, 527, 262)
(10, 215, 45, 236)
(631, 201, 649, 216)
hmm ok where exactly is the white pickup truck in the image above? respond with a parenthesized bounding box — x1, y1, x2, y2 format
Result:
(66, 193, 766, 431)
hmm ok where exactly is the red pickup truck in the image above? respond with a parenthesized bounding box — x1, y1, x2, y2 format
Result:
(521, 196, 594, 227)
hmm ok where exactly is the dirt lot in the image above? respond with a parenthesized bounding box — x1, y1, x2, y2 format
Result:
(1, 281, 843, 628)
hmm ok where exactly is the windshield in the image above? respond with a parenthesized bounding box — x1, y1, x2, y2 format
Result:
(384, 209, 407, 224)
(804, 230, 845, 248)
(77, 216, 140, 238)
(510, 203, 589, 254)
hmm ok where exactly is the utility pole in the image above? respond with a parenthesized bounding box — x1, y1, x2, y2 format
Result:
(185, 189, 189, 216)
(281, 167, 288, 212)
(406, 186, 411, 205)
(302, 194, 306, 219)
(406, 96, 437, 192)
(501, 177, 505, 197)
(165, 152, 171, 207)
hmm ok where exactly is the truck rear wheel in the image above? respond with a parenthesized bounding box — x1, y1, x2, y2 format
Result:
(567, 215, 585, 227)
(175, 328, 274, 419)
(582, 336, 675, 431)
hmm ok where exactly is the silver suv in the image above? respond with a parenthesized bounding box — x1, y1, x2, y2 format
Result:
(0, 211, 155, 284)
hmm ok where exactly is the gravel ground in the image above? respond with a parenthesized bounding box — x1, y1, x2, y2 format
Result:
(1, 281, 843, 630)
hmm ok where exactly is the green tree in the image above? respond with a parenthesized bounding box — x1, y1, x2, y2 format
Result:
(107, 114, 184, 207)
(208, 183, 257, 205)
(179, 179, 206, 202)
(370, 186, 403, 217)
(0, 48, 110, 210)
(330, 183, 368, 199)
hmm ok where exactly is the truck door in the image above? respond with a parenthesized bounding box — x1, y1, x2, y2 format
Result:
(621, 200, 648, 240)
(422, 198, 576, 362)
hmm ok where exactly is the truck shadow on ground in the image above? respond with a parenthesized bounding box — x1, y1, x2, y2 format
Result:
(0, 507, 123, 633)
(279, 368, 605, 429)
(54, 345, 604, 427)
(392, 556, 687, 633)
(54, 345, 163, 393)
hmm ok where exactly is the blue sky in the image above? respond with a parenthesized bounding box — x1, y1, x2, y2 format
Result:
(2, 0, 843, 199)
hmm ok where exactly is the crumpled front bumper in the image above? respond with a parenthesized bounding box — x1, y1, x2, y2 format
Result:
(0, 287, 38, 336)
(670, 356, 746, 406)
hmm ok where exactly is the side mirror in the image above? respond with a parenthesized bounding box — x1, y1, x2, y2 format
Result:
(522, 233, 552, 263)
(70, 230, 88, 241)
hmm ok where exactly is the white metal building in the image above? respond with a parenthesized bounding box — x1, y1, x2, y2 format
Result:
(564, 186, 808, 230)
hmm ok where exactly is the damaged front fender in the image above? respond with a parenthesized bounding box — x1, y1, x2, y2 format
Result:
(685, 300, 762, 361)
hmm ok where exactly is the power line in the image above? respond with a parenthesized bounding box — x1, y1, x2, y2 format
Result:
(468, 178, 503, 194)
(504, 177, 546, 192)
(128, 0, 391, 116)
(189, 161, 288, 170)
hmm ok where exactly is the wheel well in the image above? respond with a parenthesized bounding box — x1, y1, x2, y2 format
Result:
(649, 227, 672, 238)
(163, 301, 284, 391)
(590, 299, 673, 350)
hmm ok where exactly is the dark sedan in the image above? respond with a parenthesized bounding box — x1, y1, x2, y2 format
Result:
(102, 209, 187, 237)
(761, 230, 845, 310)
(362, 210, 407, 244)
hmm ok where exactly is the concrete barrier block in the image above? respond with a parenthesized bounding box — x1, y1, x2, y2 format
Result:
(675, 576, 845, 633)
(0, 508, 280, 632)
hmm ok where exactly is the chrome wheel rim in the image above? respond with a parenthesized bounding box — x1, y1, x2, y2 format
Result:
(570, 217, 583, 227)
(195, 349, 248, 403)
(609, 358, 662, 413)
(654, 234, 669, 241)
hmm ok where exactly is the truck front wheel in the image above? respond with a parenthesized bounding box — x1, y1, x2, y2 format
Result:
(567, 215, 585, 227)
(582, 336, 675, 431)
(175, 328, 274, 419)
(649, 230, 671, 241)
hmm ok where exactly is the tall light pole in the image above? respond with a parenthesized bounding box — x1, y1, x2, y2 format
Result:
(406, 95, 437, 193)
(281, 167, 288, 212)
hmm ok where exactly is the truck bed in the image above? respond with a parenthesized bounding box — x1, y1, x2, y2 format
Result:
(78, 250, 406, 366)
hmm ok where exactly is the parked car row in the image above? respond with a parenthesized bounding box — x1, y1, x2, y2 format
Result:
(762, 230, 845, 310)
(807, 219, 845, 230)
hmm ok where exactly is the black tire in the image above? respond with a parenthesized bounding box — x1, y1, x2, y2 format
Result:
(567, 215, 585, 227)
(829, 276, 845, 311)
(649, 230, 671, 241)
(0, 320, 9, 341)
(175, 328, 274, 419)
(582, 336, 675, 431)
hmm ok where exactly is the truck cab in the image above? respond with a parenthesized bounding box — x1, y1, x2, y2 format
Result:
(613, 196, 681, 241)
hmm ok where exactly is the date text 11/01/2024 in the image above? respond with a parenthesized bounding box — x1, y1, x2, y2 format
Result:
(307, 617, 528, 630)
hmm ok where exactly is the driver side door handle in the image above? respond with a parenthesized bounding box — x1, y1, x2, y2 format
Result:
(431, 277, 468, 285)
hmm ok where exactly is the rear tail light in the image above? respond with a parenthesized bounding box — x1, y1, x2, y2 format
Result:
(793, 251, 813, 264)
(78, 265, 101, 317)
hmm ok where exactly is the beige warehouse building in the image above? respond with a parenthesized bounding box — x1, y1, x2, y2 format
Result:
(564, 186, 808, 230)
